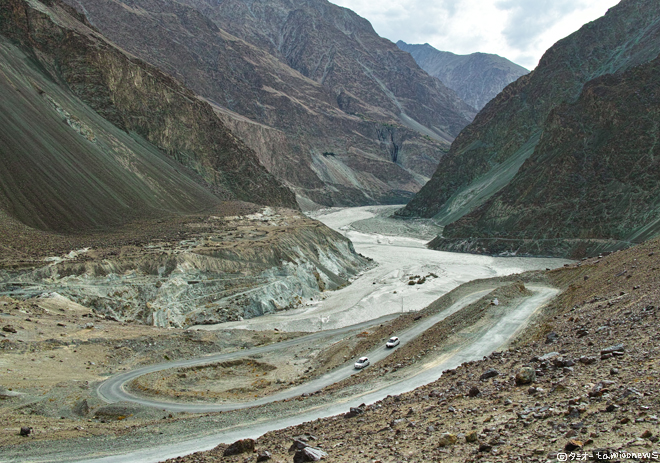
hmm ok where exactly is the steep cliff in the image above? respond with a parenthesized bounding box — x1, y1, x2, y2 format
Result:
(0, 0, 295, 233)
(396, 41, 528, 110)
(63, 0, 476, 207)
(399, 0, 660, 256)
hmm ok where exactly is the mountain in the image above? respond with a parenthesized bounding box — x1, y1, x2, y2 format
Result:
(0, 0, 297, 234)
(62, 0, 476, 207)
(397, 41, 528, 110)
(398, 0, 660, 258)
(0, 0, 371, 327)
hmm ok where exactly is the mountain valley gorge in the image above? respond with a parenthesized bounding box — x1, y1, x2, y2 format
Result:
(2, 0, 660, 462)
(63, 0, 477, 207)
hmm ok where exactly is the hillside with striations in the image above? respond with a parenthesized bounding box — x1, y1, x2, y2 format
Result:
(63, 0, 476, 208)
(397, 41, 528, 110)
(398, 0, 660, 257)
(0, 0, 296, 234)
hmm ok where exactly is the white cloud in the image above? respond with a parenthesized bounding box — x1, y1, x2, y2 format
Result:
(331, 0, 620, 69)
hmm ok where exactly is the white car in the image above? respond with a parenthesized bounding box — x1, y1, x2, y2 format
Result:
(354, 357, 370, 369)
(386, 336, 400, 348)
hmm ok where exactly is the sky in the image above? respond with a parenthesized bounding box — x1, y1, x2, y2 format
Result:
(331, 0, 620, 69)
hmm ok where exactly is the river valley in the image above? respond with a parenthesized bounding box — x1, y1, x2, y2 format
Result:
(0, 206, 572, 463)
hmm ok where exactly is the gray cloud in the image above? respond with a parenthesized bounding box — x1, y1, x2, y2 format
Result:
(495, 0, 582, 49)
(333, 0, 619, 69)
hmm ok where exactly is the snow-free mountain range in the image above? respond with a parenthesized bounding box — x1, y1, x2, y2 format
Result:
(396, 41, 529, 111)
(1, 0, 659, 258)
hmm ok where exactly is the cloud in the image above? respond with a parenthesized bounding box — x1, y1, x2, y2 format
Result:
(331, 0, 620, 69)
(496, 0, 579, 48)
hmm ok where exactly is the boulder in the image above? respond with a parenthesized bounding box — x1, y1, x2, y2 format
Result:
(437, 432, 457, 447)
(293, 447, 327, 462)
(564, 439, 583, 452)
(223, 438, 255, 456)
(344, 407, 364, 418)
(538, 352, 561, 361)
(515, 366, 536, 385)
(289, 438, 309, 452)
(600, 344, 624, 355)
(479, 368, 499, 381)
(478, 443, 492, 452)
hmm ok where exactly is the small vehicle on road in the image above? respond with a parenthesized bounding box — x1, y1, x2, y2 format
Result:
(354, 357, 370, 369)
(386, 336, 400, 348)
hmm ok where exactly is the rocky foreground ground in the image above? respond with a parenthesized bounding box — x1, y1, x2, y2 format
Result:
(164, 238, 660, 463)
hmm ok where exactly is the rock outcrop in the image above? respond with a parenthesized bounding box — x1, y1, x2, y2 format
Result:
(397, 41, 528, 110)
(398, 0, 660, 257)
(4, 208, 369, 327)
(63, 0, 476, 207)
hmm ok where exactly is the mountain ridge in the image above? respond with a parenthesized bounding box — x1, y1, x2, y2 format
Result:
(396, 40, 528, 110)
(64, 0, 476, 207)
(0, 0, 296, 233)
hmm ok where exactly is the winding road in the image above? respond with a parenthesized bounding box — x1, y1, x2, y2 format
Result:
(98, 287, 495, 412)
(67, 285, 560, 463)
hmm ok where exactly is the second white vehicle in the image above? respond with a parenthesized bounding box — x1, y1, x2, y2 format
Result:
(386, 336, 400, 348)
(354, 357, 370, 369)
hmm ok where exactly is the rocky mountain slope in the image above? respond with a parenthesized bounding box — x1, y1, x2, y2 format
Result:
(397, 41, 528, 110)
(1, 207, 368, 327)
(63, 0, 476, 207)
(0, 0, 369, 325)
(398, 0, 660, 257)
(0, 0, 295, 233)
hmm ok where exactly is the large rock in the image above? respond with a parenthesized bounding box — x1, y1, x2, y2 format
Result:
(437, 433, 457, 447)
(223, 438, 255, 456)
(479, 368, 499, 381)
(293, 447, 327, 462)
(515, 367, 536, 385)
(344, 407, 364, 419)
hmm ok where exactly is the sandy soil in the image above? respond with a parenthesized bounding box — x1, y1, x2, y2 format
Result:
(0, 292, 303, 448)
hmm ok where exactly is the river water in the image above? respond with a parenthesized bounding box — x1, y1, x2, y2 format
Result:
(212, 206, 571, 332)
